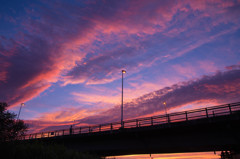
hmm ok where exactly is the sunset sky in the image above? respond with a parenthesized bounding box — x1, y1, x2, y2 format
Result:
(1, 0, 240, 158)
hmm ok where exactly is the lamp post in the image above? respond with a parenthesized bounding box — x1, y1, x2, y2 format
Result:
(121, 70, 126, 128)
(163, 102, 167, 115)
(17, 103, 25, 120)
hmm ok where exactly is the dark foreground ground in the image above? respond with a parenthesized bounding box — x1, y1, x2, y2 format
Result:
(0, 142, 103, 159)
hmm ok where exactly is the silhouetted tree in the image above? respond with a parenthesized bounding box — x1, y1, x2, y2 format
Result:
(0, 102, 27, 142)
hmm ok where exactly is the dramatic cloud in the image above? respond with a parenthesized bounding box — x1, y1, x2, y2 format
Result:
(64, 0, 240, 85)
(0, 36, 61, 106)
(2, 0, 240, 108)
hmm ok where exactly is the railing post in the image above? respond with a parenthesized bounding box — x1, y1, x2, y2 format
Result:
(136, 119, 138, 127)
(151, 117, 153, 126)
(111, 123, 113, 131)
(228, 104, 232, 114)
(167, 114, 170, 123)
(212, 111, 215, 117)
(99, 125, 101, 132)
(122, 121, 124, 128)
(205, 108, 208, 118)
(48, 132, 50, 137)
(185, 111, 188, 121)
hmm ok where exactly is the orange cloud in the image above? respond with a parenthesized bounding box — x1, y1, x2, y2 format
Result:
(37, 107, 99, 123)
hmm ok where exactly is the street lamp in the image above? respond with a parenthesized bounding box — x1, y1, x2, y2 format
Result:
(163, 102, 167, 115)
(17, 103, 25, 120)
(121, 70, 126, 128)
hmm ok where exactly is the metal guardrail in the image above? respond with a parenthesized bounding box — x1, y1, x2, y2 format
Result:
(19, 102, 240, 140)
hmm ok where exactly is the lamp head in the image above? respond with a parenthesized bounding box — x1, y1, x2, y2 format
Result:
(122, 70, 126, 74)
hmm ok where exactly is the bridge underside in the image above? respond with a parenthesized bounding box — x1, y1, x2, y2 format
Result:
(25, 112, 240, 156)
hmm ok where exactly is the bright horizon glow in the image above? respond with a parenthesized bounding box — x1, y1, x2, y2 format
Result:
(107, 151, 221, 159)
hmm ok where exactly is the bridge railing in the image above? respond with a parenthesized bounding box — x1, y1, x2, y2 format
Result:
(19, 102, 240, 140)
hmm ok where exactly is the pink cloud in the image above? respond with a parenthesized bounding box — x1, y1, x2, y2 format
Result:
(198, 60, 218, 73)
(73, 92, 120, 106)
(0, 35, 74, 107)
(63, 0, 240, 85)
(25, 120, 72, 134)
(172, 61, 219, 79)
(38, 108, 91, 122)
(89, 0, 177, 35)
(225, 64, 240, 70)
(172, 63, 198, 78)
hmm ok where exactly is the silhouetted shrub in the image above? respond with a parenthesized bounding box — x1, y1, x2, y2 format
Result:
(0, 102, 27, 142)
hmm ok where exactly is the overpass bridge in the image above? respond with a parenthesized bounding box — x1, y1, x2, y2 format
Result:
(19, 102, 240, 156)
